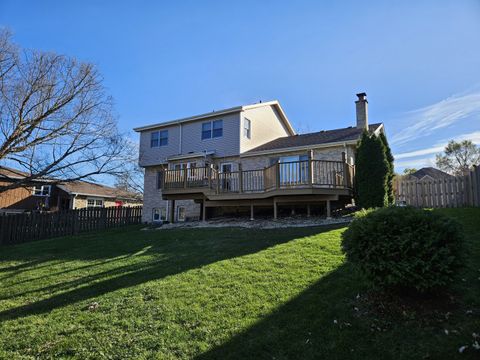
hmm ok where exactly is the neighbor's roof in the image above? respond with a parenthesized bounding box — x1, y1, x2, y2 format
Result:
(242, 123, 383, 156)
(409, 167, 453, 180)
(133, 100, 296, 136)
(57, 181, 141, 200)
(0, 166, 30, 180)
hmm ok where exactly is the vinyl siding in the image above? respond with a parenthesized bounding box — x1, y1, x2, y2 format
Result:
(240, 105, 291, 154)
(139, 112, 241, 167)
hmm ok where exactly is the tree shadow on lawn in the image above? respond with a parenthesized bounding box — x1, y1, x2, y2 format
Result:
(195, 262, 375, 360)
(194, 263, 434, 360)
(0, 225, 344, 321)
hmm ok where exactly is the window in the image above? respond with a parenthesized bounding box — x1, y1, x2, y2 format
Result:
(152, 207, 166, 222)
(159, 130, 168, 146)
(202, 120, 223, 139)
(201, 122, 211, 140)
(150, 131, 159, 147)
(87, 198, 104, 208)
(32, 185, 51, 197)
(177, 206, 186, 222)
(151, 130, 168, 147)
(212, 120, 223, 138)
(244, 118, 251, 139)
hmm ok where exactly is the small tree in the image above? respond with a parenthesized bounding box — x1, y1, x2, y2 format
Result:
(403, 168, 417, 176)
(355, 131, 389, 208)
(379, 132, 395, 205)
(436, 140, 480, 176)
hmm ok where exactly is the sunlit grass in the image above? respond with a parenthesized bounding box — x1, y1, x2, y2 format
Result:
(0, 209, 478, 359)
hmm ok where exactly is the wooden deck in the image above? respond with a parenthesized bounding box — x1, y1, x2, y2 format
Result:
(160, 159, 355, 201)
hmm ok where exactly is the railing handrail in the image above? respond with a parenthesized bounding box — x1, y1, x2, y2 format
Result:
(161, 159, 354, 192)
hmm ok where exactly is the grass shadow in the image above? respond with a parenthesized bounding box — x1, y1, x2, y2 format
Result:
(0, 225, 343, 321)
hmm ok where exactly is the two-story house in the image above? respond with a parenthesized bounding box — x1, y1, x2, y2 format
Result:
(135, 93, 384, 223)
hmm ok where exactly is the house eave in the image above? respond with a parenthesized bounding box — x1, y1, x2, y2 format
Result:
(240, 140, 358, 158)
(133, 100, 296, 135)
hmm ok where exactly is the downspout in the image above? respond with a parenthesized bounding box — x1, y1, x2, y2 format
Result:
(179, 123, 182, 154)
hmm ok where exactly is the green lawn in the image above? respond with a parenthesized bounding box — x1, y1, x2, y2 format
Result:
(0, 209, 478, 359)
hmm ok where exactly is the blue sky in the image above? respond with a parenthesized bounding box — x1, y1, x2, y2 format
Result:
(1, 0, 479, 172)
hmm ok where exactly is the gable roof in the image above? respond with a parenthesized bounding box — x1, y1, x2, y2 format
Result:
(409, 167, 453, 180)
(242, 123, 383, 156)
(57, 181, 141, 200)
(0, 166, 140, 200)
(0, 166, 31, 180)
(132, 100, 296, 136)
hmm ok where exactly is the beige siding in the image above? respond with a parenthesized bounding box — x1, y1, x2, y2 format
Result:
(240, 105, 291, 154)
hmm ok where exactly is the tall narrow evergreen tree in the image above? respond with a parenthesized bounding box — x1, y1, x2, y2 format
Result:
(379, 132, 395, 205)
(355, 131, 389, 208)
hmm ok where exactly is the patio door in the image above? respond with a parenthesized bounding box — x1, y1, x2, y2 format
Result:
(279, 155, 309, 186)
(220, 163, 233, 191)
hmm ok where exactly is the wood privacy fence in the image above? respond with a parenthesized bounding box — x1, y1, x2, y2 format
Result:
(0, 206, 142, 246)
(394, 166, 480, 208)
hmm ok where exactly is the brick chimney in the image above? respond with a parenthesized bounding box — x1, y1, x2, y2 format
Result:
(355, 92, 368, 129)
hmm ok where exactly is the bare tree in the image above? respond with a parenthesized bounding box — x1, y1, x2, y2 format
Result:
(113, 137, 144, 195)
(436, 140, 480, 176)
(0, 29, 129, 192)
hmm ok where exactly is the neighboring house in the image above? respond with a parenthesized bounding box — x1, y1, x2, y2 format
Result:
(0, 166, 142, 213)
(407, 167, 454, 181)
(135, 93, 385, 223)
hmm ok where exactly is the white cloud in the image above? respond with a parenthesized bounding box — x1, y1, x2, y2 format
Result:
(395, 130, 480, 160)
(391, 90, 480, 146)
(393, 130, 480, 171)
(395, 157, 436, 170)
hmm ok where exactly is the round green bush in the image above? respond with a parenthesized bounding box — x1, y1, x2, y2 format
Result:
(341, 207, 463, 292)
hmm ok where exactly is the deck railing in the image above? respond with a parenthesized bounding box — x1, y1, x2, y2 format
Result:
(162, 159, 354, 194)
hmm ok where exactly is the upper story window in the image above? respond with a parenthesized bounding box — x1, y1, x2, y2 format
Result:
(202, 120, 223, 140)
(33, 185, 51, 197)
(244, 118, 251, 139)
(150, 130, 168, 147)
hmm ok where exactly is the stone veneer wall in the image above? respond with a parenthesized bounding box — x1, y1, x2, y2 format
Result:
(240, 145, 356, 170)
(142, 165, 201, 223)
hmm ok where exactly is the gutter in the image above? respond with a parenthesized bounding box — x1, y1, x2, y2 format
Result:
(240, 140, 358, 158)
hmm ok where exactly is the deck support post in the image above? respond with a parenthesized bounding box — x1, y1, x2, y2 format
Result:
(326, 200, 331, 219)
(250, 203, 254, 221)
(202, 198, 207, 222)
(273, 198, 278, 220)
(170, 200, 176, 223)
(307, 204, 311, 217)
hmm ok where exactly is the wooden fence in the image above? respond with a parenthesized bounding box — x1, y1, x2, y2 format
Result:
(394, 166, 480, 208)
(0, 206, 142, 246)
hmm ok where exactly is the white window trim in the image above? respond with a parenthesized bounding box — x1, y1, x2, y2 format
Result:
(86, 197, 104, 208)
(244, 118, 251, 139)
(152, 207, 166, 222)
(177, 206, 186, 222)
(201, 119, 223, 140)
(32, 185, 51, 197)
(220, 162, 234, 173)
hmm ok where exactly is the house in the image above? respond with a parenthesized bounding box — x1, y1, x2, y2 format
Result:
(0, 166, 142, 213)
(407, 167, 453, 181)
(134, 93, 385, 223)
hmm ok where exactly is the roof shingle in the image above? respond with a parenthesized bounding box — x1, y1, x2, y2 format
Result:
(245, 123, 382, 154)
